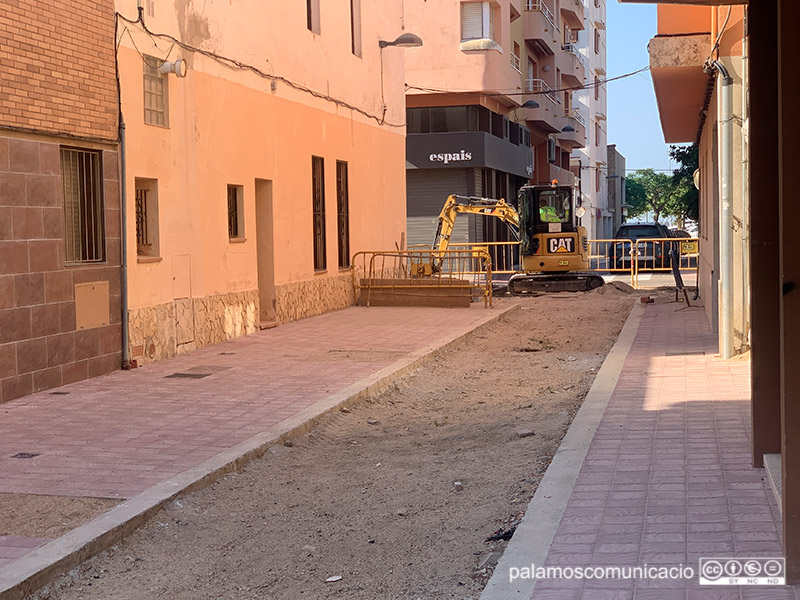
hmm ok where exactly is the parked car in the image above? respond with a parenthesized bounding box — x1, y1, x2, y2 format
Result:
(607, 222, 676, 270)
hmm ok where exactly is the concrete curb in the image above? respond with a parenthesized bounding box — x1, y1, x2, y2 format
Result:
(0, 304, 518, 600)
(480, 301, 644, 600)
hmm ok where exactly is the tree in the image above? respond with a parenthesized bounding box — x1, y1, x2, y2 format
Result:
(625, 169, 684, 223)
(668, 144, 699, 227)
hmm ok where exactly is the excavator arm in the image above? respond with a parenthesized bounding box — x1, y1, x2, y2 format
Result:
(432, 195, 520, 254)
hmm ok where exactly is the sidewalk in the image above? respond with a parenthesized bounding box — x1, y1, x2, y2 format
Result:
(484, 301, 795, 600)
(0, 304, 509, 593)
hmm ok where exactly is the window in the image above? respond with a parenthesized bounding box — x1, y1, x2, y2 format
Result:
(461, 2, 494, 41)
(336, 161, 350, 269)
(227, 185, 244, 239)
(143, 55, 168, 127)
(61, 148, 105, 263)
(350, 0, 362, 56)
(135, 178, 160, 258)
(596, 168, 601, 192)
(594, 28, 601, 54)
(312, 156, 326, 270)
(306, 0, 320, 33)
(594, 75, 600, 101)
(595, 122, 601, 147)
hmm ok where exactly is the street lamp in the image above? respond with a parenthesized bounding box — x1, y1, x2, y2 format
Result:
(379, 33, 424, 48)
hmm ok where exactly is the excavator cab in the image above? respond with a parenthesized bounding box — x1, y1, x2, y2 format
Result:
(510, 182, 603, 293)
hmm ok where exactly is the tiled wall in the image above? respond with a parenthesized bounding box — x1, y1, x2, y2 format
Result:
(0, 135, 122, 403)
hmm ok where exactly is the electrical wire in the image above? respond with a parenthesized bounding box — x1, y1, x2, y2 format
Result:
(405, 66, 651, 100)
(709, 6, 733, 60)
(115, 10, 405, 128)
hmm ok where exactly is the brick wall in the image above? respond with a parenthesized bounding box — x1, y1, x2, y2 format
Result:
(0, 136, 122, 403)
(0, 0, 118, 142)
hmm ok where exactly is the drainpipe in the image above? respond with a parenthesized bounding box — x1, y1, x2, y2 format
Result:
(120, 115, 131, 370)
(706, 59, 734, 359)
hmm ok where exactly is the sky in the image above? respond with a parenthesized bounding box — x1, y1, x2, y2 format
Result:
(606, 2, 674, 172)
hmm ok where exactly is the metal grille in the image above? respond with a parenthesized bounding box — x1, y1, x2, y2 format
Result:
(60, 148, 105, 263)
(312, 156, 326, 270)
(336, 161, 350, 269)
(135, 188, 148, 246)
(227, 185, 241, 238)
(143, 55, 168, 126)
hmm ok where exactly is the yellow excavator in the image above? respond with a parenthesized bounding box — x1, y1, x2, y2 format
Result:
(432, 182, 605, 293)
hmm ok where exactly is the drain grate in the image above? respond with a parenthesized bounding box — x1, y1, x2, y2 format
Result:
(219, 352, 236, 356)
(50, 391, 70, 395)
(11, 453, 40, 459)
(665, 351, 706, 356)
(166, 372, 211, 379)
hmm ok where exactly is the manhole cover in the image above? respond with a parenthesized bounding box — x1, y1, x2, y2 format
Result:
(665, 351, 706, 356)
(166, 372, 211, 379)
(11, 453, 40, 459)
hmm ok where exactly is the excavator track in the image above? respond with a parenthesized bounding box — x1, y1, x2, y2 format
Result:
(507, 273, 605, 294)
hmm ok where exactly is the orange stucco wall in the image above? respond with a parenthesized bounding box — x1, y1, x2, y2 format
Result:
(116, 0, 407, 346)
(658, 6, 712, 36)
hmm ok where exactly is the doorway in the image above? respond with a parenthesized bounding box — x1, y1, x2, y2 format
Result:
(255, 179, 276, 325)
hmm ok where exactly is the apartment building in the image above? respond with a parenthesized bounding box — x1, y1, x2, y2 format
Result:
(573, 0, 610, 239)
(116, 0, 409, 363)
(403, 0, 586, 246)
(646, 6, 746, 342)
(606, 144, 626, 233)
(0, 1, 122, 402)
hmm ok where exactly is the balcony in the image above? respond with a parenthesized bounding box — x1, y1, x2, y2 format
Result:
(559, 42, 586, 86)
(539, 162, 575, 186)
(523, 0, 560, 56)
(559, 108, 586, 149)
(649, 32, 710, 142)
(519, 78, 561, 134)
(561, 0, 585, 31)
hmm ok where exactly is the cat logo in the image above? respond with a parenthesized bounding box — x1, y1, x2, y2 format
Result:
(548, 237, 575, 254)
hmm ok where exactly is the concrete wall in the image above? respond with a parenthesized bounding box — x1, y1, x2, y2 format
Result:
(117, 0, 408, 364)
(696, 54, 747, 347)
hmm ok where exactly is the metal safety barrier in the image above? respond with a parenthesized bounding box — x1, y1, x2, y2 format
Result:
(588, 238, 700, 289)
(351, 248, 493, 308)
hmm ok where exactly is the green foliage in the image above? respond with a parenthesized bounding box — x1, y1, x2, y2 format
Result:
(624, 143, 699, 226)
(669, 144, 699, 225)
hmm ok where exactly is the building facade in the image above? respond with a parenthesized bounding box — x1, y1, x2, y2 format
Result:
(403, 0, 586, 247)
(116, 0, 409, 363)
(0, 0, 122, 403)
(573, 0, 609, 239)
(606, 144, 626, 233)
(646, 5, 747, 343)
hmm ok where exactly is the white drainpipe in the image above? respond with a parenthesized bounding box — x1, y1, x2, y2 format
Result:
(706, 59, 735, 359)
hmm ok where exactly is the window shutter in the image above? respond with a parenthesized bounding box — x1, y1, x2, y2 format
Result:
(461, 3, 484, 40)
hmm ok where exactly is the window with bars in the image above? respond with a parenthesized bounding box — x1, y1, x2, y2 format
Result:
(336, 161, 350, 269)
(135, 178, 160, 257)
(61, 148, 105, 263)
(143, 55, 168, 127)
(312, 156, 326, 271)
(227, 185, 244, 239)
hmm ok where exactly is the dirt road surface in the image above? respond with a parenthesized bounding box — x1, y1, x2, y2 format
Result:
(36, 288, 635, 600)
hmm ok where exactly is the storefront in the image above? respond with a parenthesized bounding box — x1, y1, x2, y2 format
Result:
(406, 106, 534, 247)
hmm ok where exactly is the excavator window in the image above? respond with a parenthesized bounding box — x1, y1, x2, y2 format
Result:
(536, 189, 571, 225)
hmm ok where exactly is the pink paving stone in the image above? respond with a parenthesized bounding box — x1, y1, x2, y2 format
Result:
(531, 303, 794, 599)
(0, 306, 496, 500)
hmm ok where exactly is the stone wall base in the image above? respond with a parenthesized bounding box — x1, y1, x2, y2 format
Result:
(274, 271, 355, 325)
(128, 290, 259, 364)
(128, 273, 356, 364)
